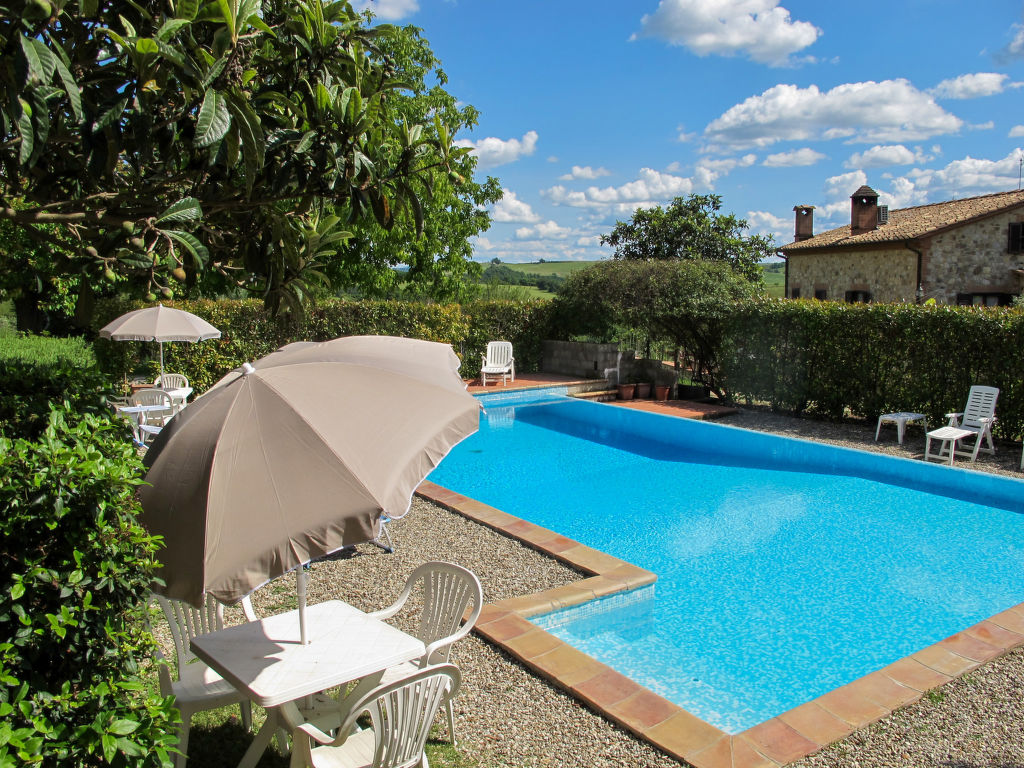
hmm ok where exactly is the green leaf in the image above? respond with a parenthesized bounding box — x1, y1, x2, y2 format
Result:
(21, 38, 55, 83)
(135, 38, 159, 56)
(175, 0, 200, 20)
(155, 18, 191, 41)
(91, 98, 128, 133)
(156, 198, 203, 223)
(164, 230, 210, 268)
(16, 99, 33, 165)
(194, 90, 230, 148)
(46, 45, 83, 122)
(107, 720, 138, 736)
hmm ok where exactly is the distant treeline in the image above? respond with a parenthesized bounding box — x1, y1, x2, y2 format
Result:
(479, 264, 566, 293)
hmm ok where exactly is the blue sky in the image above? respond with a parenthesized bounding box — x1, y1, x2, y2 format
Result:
(358, 0, 1024, 263)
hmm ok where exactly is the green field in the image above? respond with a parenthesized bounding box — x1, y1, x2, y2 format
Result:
(497, 260, 596, 277)
(762, 262, 785, 298)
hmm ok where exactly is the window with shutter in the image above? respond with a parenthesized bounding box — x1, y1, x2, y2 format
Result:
(1009, 222, 1024, 254)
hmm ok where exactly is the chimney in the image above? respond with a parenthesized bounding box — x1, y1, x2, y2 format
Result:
(793, 205, 815, 241)
(850, 185, 879, 234)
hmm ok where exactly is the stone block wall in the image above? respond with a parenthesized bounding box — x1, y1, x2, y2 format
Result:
(541, 340, 632, 381)
(787, 248, 917, 302)
(923, 210, 1024, 302)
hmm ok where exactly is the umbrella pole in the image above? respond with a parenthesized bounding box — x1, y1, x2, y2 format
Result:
(298, 567, 308, 645)
(158, 341, 165, 383)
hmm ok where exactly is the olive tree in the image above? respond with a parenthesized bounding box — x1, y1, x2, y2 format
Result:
(600, 193, 772, 283)
(553, 259, 760, 397)
(0, 0, 471, 323)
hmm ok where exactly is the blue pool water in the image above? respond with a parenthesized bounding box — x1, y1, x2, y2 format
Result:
(428, 390, 1024, 733)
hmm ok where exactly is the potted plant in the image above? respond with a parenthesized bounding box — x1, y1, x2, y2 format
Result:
(616, 382, 636, 400)
(654, 384, 671, 401)
(635, 381, 652, 399)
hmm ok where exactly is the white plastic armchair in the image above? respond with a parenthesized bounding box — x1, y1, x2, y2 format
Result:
(154, 373, 190, 390)
(129, 389, 177, 445)
(480, 341, 515, 386)
(152, 594, 256, 768)
(288, 664, 461, 768)
(945, 385, 999, 462)
(367, 562, 482, 745)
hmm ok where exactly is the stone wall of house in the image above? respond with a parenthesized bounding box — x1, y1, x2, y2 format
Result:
(922, 210, 1024, 302)
(786, 207, 1024, 304)
(786, 248, 917, 302)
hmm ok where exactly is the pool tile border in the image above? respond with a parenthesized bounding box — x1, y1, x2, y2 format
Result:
(416, 480, 1024, 767)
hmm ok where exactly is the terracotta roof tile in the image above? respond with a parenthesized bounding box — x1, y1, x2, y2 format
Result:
(781, 189, 1024, 252)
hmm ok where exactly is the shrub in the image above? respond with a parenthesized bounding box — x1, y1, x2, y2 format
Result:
(0, 332, 114, 441)
(0, 406, 178, 766)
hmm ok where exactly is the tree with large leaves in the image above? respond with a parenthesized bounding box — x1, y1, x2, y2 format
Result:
(600, 193, 772, 284)
(323, 23, 501, 303)
(0, 0, 470, 324)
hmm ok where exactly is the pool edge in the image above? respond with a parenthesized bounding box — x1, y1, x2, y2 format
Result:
(416, 480, 1024, 768)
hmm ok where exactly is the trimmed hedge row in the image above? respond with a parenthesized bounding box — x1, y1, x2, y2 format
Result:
(721, 298, 1024, 440)
(91, 298, 554, 391)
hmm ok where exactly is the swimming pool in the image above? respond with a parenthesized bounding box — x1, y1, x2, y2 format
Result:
(428, 390, 1024, 733)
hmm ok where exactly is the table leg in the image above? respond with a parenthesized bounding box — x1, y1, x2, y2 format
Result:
(896, 418, 906, 445)
(236, 709, 283, 768)
(875, 417, 883, 441)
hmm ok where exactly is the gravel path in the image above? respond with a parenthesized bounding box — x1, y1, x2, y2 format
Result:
(176, 405, 1024, 767)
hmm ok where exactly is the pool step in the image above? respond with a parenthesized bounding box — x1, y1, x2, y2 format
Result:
(572, 389, 617, 402)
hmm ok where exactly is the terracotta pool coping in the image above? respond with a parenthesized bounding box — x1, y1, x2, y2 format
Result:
(416, 479, 1024, 768)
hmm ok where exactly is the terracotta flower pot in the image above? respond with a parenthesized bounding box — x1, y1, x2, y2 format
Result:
(635, 382, 652, 399)
(654, 385, 670, 401)
(617, 383, 636, 400)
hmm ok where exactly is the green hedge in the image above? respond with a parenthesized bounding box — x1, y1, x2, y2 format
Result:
(0, 332, 120, 442)
(721, 299, 1024, 439)
(92, 298, 553, 391)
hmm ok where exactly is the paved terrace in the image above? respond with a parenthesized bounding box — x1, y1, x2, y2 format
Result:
(466, 372, 739, 421)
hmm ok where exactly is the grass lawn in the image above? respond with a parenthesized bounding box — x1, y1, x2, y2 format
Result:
(761, 262, 784, 298)
(496, 260, 596, 277)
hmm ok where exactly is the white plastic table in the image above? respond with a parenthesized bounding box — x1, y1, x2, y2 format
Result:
(114, 404, 171, 444)
(875, 412, 927, 445)
(163, 386, 193, 409)
(191, 599, 425, 768)
(924, 425, 975, 465)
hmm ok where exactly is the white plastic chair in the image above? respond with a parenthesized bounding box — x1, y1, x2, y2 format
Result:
(128, 389, 176, 444)
(480, 341, 515, 386)
(152, 594, 256, 768)
(155, 373, 190, 390)
(288, 664, 461, 768)
(945, 385, 999, 462)
(367, 562, 481, 746)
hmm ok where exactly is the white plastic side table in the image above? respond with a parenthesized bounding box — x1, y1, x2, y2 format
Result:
(875, 412, 928, 445)
(924, 425, 974, 465)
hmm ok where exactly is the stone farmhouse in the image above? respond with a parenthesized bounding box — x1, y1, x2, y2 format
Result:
(779, 185, 1024, 305)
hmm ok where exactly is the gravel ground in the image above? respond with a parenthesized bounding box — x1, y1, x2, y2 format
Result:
(164, 405, 1024, 767)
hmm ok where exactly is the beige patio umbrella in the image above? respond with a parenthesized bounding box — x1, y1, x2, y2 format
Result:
(139, 336, 478, 642)
(98, 303, 221, 381)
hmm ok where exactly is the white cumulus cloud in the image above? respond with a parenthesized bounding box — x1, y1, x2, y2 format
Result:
(693, 154, 757, 187)
(633, 0, 821, 67)
(997, 25, 1024, 63)
(544, 168, 694, 208)
(515, 220, 573, 240)
(559, 165, 612, 181)
(492, 189, 540, 223)
(845, 144, 932, 169)
(352, 0, 418, 20)
(454, 130, 538, 169)
(895, 149, 1024, 197)
(1010, 125, 1024, 137)
(762, 147, 825, 167)
(930, 72, 1015, 99)
(704, 80, 964, 150)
